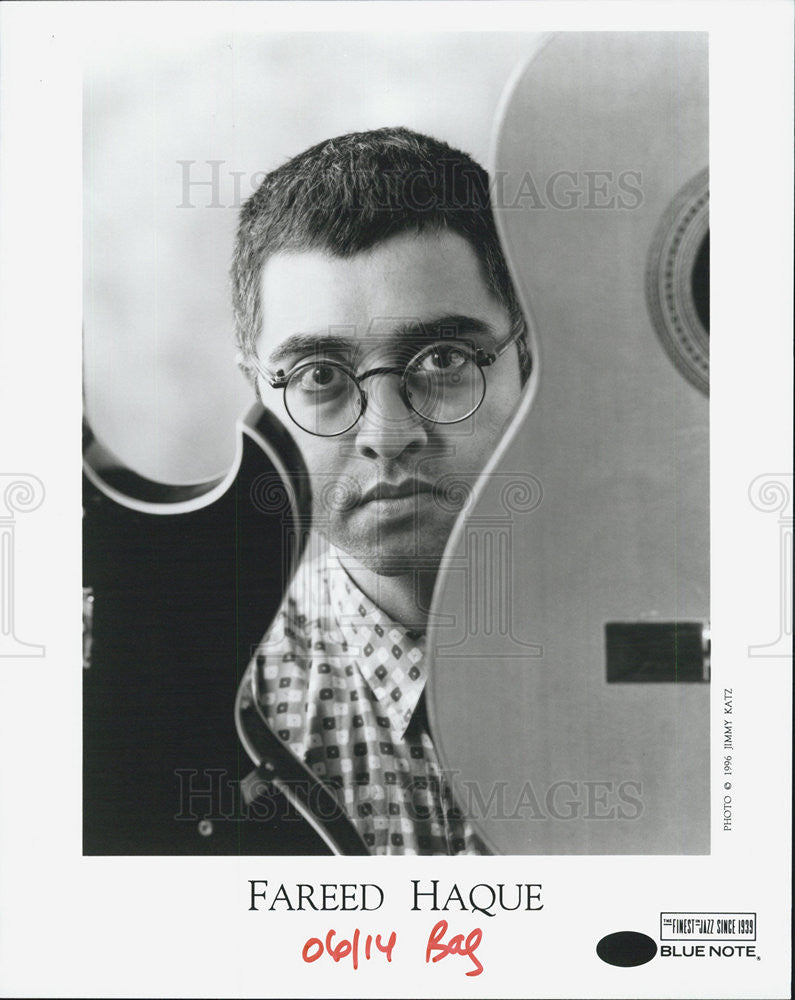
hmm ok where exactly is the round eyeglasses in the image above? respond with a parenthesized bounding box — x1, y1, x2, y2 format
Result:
(257, 328, 525, 438)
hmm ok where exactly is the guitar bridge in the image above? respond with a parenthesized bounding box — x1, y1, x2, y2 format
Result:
(605, 622, 710, 682)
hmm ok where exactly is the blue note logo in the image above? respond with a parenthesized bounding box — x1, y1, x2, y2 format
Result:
(596, 931, 657, 967)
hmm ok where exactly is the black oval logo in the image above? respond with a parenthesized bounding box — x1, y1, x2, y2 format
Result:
(596, 931, 657, 967)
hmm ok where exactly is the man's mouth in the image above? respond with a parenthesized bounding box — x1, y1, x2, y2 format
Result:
(359, 480, 433, 504)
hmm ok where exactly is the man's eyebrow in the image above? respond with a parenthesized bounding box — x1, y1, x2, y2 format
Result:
(267, 334, 355, 369)
(265, 315, 498, 369)
(393, 314, 498, 341)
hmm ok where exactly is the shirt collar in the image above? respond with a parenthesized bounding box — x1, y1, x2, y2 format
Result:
(325, 544, 427, 739)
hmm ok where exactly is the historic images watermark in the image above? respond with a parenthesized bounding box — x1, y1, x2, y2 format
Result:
(0, 473, 46, 657)
(176, 160, 645, 213)
(173, 767, 643, 826)
(747, 473, 792, 658)
(247, 466, 544, 660)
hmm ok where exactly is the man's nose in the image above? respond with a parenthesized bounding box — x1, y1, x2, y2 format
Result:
(354, 373, 428, 460)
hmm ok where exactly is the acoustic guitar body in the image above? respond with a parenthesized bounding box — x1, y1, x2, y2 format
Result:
(428, 33, 710, 854)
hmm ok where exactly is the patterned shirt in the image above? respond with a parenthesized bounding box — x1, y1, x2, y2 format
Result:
(243, 537, 483, 856)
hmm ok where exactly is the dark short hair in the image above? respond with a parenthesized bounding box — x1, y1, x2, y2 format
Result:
(231, 126, 531, 382)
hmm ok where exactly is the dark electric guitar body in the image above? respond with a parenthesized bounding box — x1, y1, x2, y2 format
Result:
(428, 33, 710, 854)
(83, 403, 367, 854)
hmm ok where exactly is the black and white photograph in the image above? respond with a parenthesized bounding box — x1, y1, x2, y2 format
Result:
(0, 2, 792, 998)
(82, 28, 711, 859)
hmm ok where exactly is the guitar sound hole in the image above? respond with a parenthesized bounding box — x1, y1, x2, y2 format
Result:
(645, 167, 709, 395)
(691, 230, 710, 335)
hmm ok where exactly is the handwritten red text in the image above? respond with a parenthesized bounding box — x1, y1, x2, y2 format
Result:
(301, 928, 397, 970)
(425, 918, 484, 977)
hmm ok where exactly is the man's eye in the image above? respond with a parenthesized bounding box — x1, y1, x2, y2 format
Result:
(295, 364, 344, 392)
(418, 344, 470, 373)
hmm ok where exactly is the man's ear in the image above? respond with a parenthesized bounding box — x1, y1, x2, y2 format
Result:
(515, 334, 533, 386)
(235, 351, 260, 397)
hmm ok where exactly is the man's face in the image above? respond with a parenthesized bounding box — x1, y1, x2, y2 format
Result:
(255, 230, 522, 575)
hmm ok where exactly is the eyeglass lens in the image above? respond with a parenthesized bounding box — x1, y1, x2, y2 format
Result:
(284, 363, 364, 435)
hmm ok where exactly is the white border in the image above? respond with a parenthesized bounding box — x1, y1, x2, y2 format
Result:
(0, 3, 791, 998)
